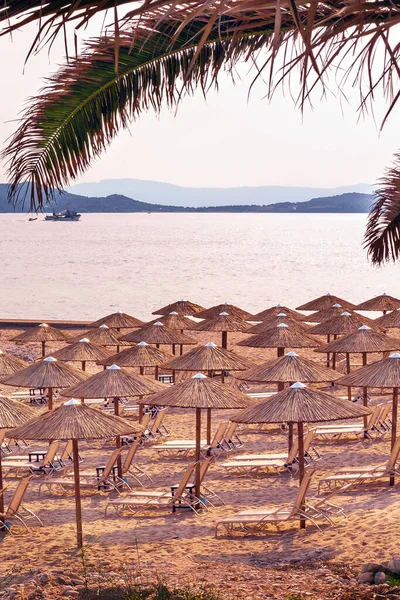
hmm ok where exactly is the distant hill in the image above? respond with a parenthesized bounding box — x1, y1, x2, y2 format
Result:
(0, 184, 373, 213)
(68, 178, 373, 208)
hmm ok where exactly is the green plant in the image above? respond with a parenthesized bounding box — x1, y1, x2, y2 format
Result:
(387, 573, 400, 587)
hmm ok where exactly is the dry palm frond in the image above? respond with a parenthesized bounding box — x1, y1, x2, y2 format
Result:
(137, 373, 251, 409)
(0, 350, 29, 376)
(0, 396, 36, 429)
(12, 323, 69, 343)
(160, 342, 253, 371)
(296, 294, 356, 312)
(232, 383, 370, 424)
(90, 311, 144, 329)
(10, 400, 141, 441)
(62, 365, 165, 398)
(236, 352, 340, 383)
(337, 352, 400, 388)
(355, 293, 400, 312)
(1, 357, 88, 389)
(98, 342, 172, 367)
(152, 300, 205, 316)
(315, 327, 400, 354)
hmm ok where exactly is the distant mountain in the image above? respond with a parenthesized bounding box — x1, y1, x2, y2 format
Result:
(0, 184, 373, 213)
(68, 178, 373, 208)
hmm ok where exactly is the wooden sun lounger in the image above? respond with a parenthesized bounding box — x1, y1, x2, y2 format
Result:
(153, 422, 229, 457)
(2, 441, 61, 476)
(0, 476, 43, 533)
(314, 404, 384, 439)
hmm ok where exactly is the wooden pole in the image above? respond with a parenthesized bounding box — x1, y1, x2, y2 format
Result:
(362, 352, 368, 428)
(332, 352, 336, 370)
(346, 353, 351, 401)
(82, 361, 86, 372)
(180, 344, 183, 356)
(72, 439, 83, 548)
(326, 334, 331, 367)
(298, 422, 306, 529)
(390, 388, 398, 486)
(116, 344, 120, 353)
(48, 388, 53, 411)
(0, 450, 4, 526)
(114, 397, 123, 479)
(41, 341, 46, 358)
(206, 408, 211, 445)
(195, 408, 201, 501)
(139, 366, 145, 420)
(277, 347, 284, 358)
(172, 344, 176, 355)
(222, 331, 228, 350)
(155, 366, 159, 381)
(288, 422, 294, 453)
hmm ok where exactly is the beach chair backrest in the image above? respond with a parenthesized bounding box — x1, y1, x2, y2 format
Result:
(291, 469, 315, 516)
(44, 441, 60, 466)
(387, 436, 400, 471)
(174, 463, 197, 499)
(122, 437, 141, 471)
(287, 437, 299, 464)
(101, 447, 124, 480)
(199, 457, 214, 484)
(0, 429, 6, 445)
(60, 440, 73, 461)
(303, 429, 316, 453)
(377, 402, 392, 428)
(150, 408, 166, 433)
(141, 412, 152, 431)
(210, 422, 229, 448)
(6, 476, 33, 517)
(367, 404, 383, 430)
(224, 422, 237, 442)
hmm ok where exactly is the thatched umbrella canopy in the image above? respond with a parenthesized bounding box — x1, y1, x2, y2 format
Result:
(338, 352, 400, 485)
(48, 338, 110, 371)
(1, 357, 88, 410)
(152, 299, 206, 316)
(316, 326, 400, 402)
(308, 312, 381, 338)
(62, 364, 165, 476)
(194, 312, 249, 349)
(0, 396, 36, 523)
(10, 398, 140, 547)
(355, 293, 400, 315)
(89, 311, 144, 330)
(247, 313, 310, 335)
(196, 302, 253, 321)
(98, 341, 171, 375)
(232, 382, 370, 528)
(71, 325, 127, 352)
(0, 350, 28, 377)
(12, 323, 69, 358)
(296, 294, 356, 312)
(120, 321, 196, 354)
(146, 312, 198, 331)
(305, 303, 345, 324)
(375, 308, 400, 330)
(253, 304, 307, 322)
(238, 324, 320, 357)
(137, 373, 251, 499)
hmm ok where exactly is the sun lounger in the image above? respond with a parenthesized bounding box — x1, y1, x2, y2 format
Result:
(221, 422, 244, 451)
(152, 422, 229, 457)
(0, 476, 43, 533)
(105, 462, 205, 516)
(143, 408, 169, 440)
(215, 470, 320, 536)
(313, 404, 384, 439)
(317, 436, 400, 494)
(2, 441, 61, 475)
(118, 437, 153, 487)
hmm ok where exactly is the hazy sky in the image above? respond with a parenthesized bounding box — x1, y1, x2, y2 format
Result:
(0, 24, 399, 189)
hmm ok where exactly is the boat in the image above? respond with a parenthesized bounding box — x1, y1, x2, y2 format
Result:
(45, 208, 81, 222)
(28, 217, 38, 222)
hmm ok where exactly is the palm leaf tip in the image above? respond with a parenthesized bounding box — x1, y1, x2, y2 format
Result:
(364, 153, 400, 265)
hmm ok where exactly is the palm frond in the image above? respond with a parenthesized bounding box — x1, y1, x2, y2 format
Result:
(365, 155, 400, 264)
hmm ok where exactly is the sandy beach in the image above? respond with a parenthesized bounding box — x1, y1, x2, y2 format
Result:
(0, 326, 399, 600)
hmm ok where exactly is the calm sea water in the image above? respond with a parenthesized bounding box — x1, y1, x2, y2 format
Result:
(0, 213, 398, 321)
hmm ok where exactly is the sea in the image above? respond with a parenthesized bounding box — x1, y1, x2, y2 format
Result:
(1, 213, 399, 321)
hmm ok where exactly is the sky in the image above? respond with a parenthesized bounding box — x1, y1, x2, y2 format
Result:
(0, 22, 399, 189)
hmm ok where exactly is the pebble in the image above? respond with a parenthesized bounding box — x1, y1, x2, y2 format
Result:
(60, 587, 79, 598)
(374, 571, 389, 584)
(356, 572, 374, 584)
(388, 555, 400, 574)
(38, 573, 50, 584)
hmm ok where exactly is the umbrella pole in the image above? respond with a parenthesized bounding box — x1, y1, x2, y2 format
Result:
(172, 370, 176, 383)
(346, 353, 351, 402)
(0, 451, 4, 527)
(277, 347, 284, 358)
(172, 344, 176, 355)
(138, 396, 143, 424)
(114, 397, 123, 480)
(222, 331, 228, 350)
(288, 423, 294, 453)
(327, 335, 330, 367)
(180, 344, 183, 356)
(390, 388, 398, 487)
(72, 439, 83, 548)
(155, 366, 159, 381)
(332, 352, 336, 370)
(48, 388, 53, 411)
(41, 341, 46, 358)
(297, 422, 306, 529)
(195, 408, 202, 503)
(116, 345, 120, 353)
(82, 361, 86, 372)
(362, 353, 368, 428)
(206, 408, 211, 445)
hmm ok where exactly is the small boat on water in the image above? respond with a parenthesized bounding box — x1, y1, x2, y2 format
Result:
(45, 208, 81, 222)
(28, 217, 38, 222)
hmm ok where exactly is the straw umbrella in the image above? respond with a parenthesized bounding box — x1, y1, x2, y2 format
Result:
(238, 324, 320, 357)
(2, 357, 87, 410)
(305, 303, 345, 324)
(12, 324, 69, 358)
(10, 399, 140, 547)
(0, 350, 28, 377)
(146, 312, 198, 332)
(375, 308, 400, 331)
(48, 338, 110, 371)
(0, 396, 35, 525)
(161, 342, 254, 443)
(71, 325, 127, 352)
(194, 312, 249, 349)
(296, 294, 356, 312)
(316, 326, 400, 402)
(253, 304, 307, 322)
(247, 313, 310, 335)
(196, 302, 254, 321)
(120, 322, 196, 355)
(137, 373, 251, 499)
(236, 351, 341, 450)
(152, 299, 206, 316)
(63, 365, 165, 476)
(232, 382, 370, 528)
(90, 311, 144, 330)
(337, 353, 400, 485)
(355, 293, 400, 315)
